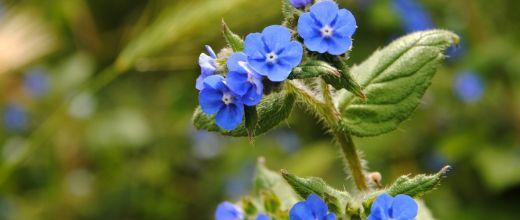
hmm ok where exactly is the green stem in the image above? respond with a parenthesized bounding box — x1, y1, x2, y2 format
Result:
(286, 81, 369, 191)
(333, 130, 368, 191)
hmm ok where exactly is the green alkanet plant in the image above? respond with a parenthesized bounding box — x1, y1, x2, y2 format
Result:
(193, 0, 459, 219)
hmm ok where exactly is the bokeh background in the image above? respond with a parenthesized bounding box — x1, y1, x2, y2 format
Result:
(0, 0, 519, 219)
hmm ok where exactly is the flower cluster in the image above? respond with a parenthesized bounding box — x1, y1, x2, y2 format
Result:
(198, 25, 303, 130)
(367, 193, 418, 220)
(196, 0, 357, 131)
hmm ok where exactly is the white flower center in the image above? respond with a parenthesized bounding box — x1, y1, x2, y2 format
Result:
(222, 93, 233, 105)
(266, 52, 278, 63)
(320, 25, 334, 37)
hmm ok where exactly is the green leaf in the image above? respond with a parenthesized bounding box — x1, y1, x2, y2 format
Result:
(288, 59, 341, 80)
(116, 0, 248, 71)
(281, 170, 351, 214)
(324, 56, 366, 100)
(362, 166, 451, 211)
(335, 30, 459, 137)
(222, 19, 244, 52)
(387, 165, 451, 198)
(192, 91, 295, 137)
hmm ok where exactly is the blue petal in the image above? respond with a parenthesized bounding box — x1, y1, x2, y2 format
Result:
(289, 0, 312, 8)
(226, 70, 250, 96)
(326, 36, 352, 55)
(371, 193, 394, 215)
(310, 1, 339, 25)
(266, 63, 293, 82)
(256, 214, 271, 220)
(242, 84, 263, 106)
(367, 207, 388, 220)
(391, 195, 418, 219)
(304, 36, 329, 53)
(203, 75, 228, 92)
(261, 25, 291, 53)
(289, 201, 313, 220)
(199, 53, 216, 72)
(245, 33, 267, 60)
(306, 194, 328, 218)
(297, 13, 320, 40)
(199, 88, 223, 115)
(325, 213, 336, 220)
(333, 9, 357, 38)
(248, 60, 269, 77)
(215, 103, 244, 131)
(215, 202, 245, 220)
(205, 45, 217, 58)
(196, 74, 206, 90)
(279, 41, 303, 68)
(227, 52, 249, 72)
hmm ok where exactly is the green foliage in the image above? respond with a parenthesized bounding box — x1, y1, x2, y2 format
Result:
(193, 91, 295, 137)
(288, 59, 341, 80)
(336, 30, 459, 137)
(222, 20, 244, 52)
(281, 0, 300, 29)
(324, 56, 366, 100)
(361, 166, 451, 213)
(386, 165, 451, 198)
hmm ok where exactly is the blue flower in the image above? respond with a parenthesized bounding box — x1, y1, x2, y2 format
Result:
(226, 52, 264, 106)
(215, 201, 245, 220)
(454, 71, 484, 103)
(297, 1, 357, 55)
(199, 75, 244, 130)
(4, 104, 28, 132)
(24, 68, 49, 98)
(197, 45, 218, 90)
(289, 0, 313, 8)
(392, 0, 434, 33)
(367, 193, 418, 220)
(244, 25, 303, 82)
(289, 194, 336, 220)
(256, 214, 271, 220)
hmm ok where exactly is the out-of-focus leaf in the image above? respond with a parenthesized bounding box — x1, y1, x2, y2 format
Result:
(116, 0, 248, 71)
(254, 159, 298, 210)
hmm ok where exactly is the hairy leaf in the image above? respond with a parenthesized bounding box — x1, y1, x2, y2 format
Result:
(288, 59, 340, 80)
(281, 170, 351, 214)
(386, 165, 451, 198)
(222, 19, 244, 52)
(362, 166, 451, 211)
(193, 91, 295, 137)
(335, 30, 459, 137)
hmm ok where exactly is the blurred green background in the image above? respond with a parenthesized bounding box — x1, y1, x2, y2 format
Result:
(0, 0, 519, 219)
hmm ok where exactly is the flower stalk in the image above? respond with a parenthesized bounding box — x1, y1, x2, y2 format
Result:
(286, 80, 368, 191)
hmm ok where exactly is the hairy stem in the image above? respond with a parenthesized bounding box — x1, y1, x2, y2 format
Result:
(333, 130, 368, 191)
(286, 80, 368, 191)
